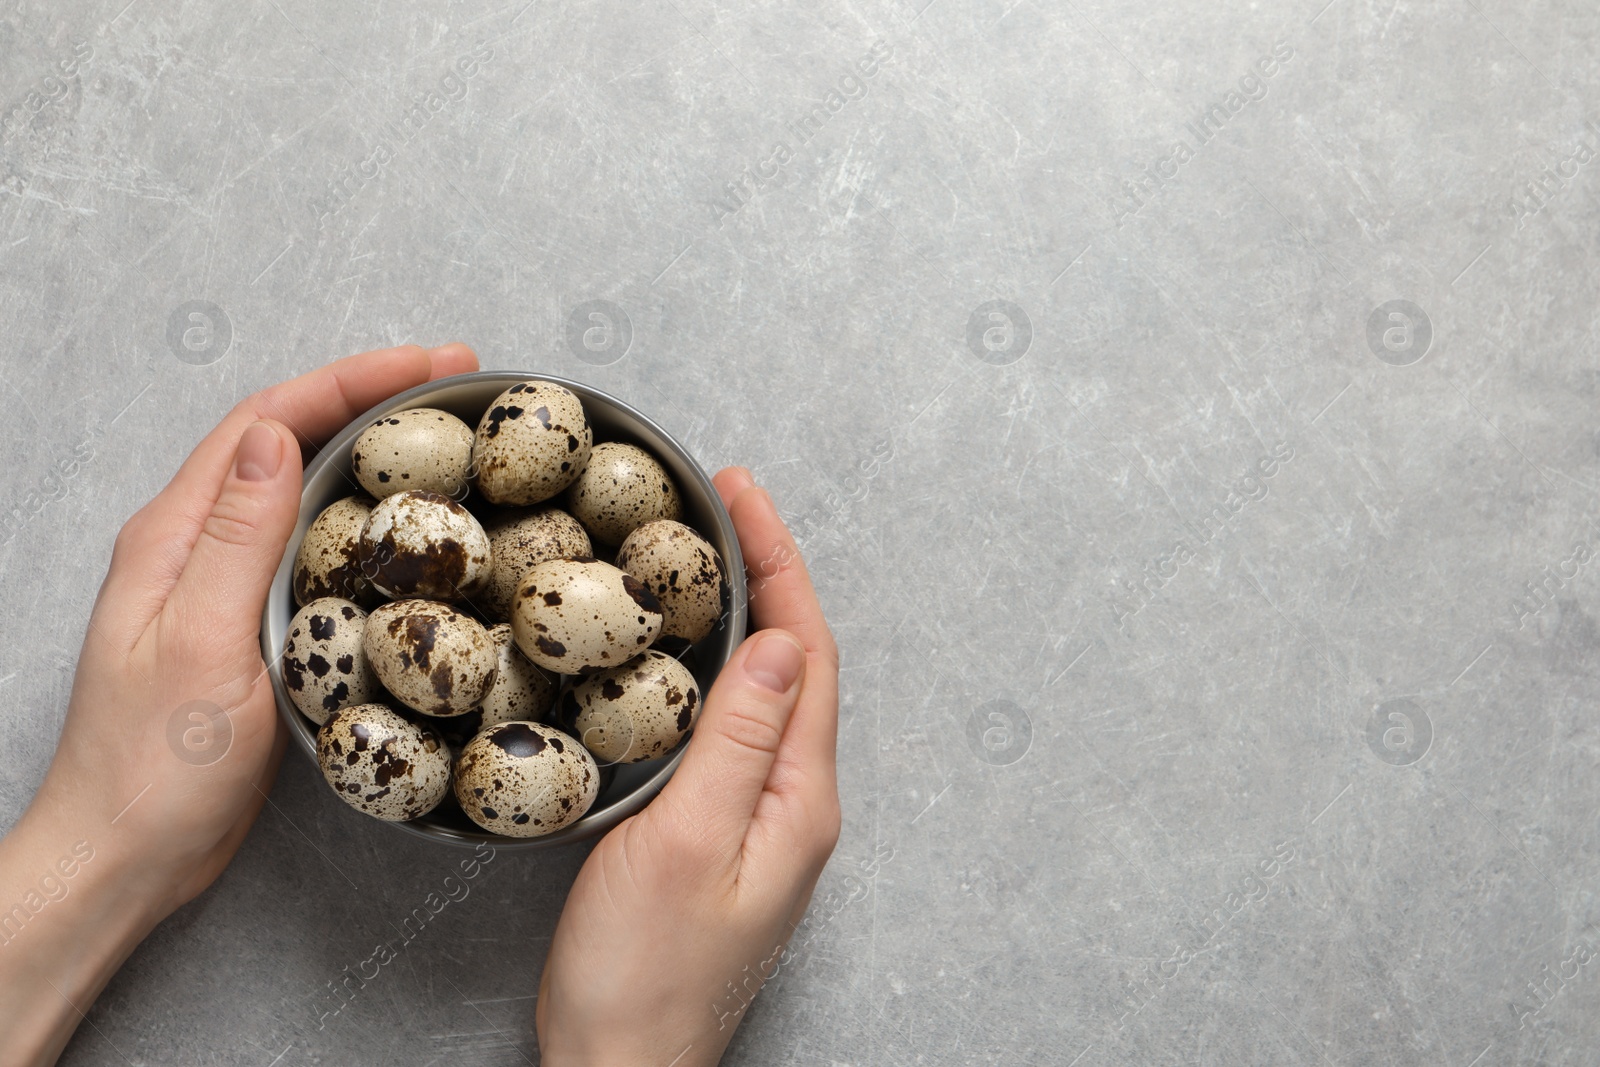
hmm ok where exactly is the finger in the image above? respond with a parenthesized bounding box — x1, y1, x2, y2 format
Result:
(660, 628, 807, 859)
(712, 466, 755, 507)
(416, 341, 478, 385)
(164, 420, 305, 660)
(723, 486, 832, 662)
(179, 344, 475, 500)
(723, 485, 839, 770)
(97, 344, 475, 638)
(261, 342, 477, 451)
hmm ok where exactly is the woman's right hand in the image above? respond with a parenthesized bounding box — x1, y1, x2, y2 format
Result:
(536, 467, 842, 1066)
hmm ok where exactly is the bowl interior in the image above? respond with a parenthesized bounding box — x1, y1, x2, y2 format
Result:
(261, 371, 747, 850)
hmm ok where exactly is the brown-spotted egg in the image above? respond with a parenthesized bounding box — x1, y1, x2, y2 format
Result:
(565, 650, 701, 764)
(351, 408, 475, 499)
(564, 442, 682, 545)
(416, 624, 558, 753)
(358, 489, 491, 601)
(481, 623, 558, 723)
(510, 558, 662, 674)
(471, 381, 592, 506)
(293, 495, 380, 607)
(282, 597, 380, 726)
(317, 704, 452, 821)
(363, 600, 498, 716)
(615, 519, 725, 647)
(453, 722, 598, 836)
(481, 507, 592, 621)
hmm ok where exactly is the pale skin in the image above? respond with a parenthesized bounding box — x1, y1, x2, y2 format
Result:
(0, 344, 841, 1067)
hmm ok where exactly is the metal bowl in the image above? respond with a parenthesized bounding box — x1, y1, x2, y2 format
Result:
(259, 371, 747, 850)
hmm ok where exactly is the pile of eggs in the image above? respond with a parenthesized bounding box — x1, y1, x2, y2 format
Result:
(281, 380, 727, 838)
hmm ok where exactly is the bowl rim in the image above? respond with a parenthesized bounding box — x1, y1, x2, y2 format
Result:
(259, 370, 748, 850)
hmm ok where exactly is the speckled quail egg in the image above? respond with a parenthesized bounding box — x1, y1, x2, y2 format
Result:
(510, 558, 663, 674)
(481, 623, 558, 723)
(454, 722, 598, 836)
(420, 628, 556, 754)
(615, 520, 725, 647)
(564, 442, 682, 545)
(565, 650, 701, 764)
(351, 408, 475, 499)
(293, 495, 380, 607)
(472, 381, 592, 506)
(364, 600, 498, 716)
(282, 597, 380, 726)
(358, 489, 491, 601)
(481, 507, 593, 621)
(317, 704, 452, 821)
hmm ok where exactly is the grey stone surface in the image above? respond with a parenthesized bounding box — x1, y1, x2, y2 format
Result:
(3, 0, 1600, 1063)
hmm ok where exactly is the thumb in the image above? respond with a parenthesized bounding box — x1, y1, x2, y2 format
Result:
(169, 420, 304, 649)
(661, 629, 807, 857)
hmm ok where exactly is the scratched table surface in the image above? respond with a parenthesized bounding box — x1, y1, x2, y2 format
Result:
(3, 0, 1599, 1063)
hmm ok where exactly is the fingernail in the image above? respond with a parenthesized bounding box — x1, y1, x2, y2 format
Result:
(744, 631, 805, 693)
(235, 421, 282, 482)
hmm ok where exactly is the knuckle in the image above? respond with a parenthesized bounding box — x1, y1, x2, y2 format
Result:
(111, 508, 150, 558)
(112, 511, 191, 582)
(200, 497, 266, 549)
(717, 702, 785, 758)
(235, 389, 273, 421)
(809, 803, 842, 863)
(816, 626, 840, 671)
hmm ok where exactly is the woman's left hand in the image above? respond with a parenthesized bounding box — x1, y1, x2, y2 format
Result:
(0, 342, 477, 1066)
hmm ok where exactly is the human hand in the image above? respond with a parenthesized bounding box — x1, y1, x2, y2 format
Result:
(0, 343, 477, 1067)
(536, 467, 842, 1066)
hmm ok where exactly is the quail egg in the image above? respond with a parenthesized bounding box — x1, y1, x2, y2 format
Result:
(510, 558, 663, 674)
(364, 600, 498, 716)
(282, 597, 381, 726)
(564, 442, 682, 545)
(351, 408, 475, 499)
(293, 495, 379, 607)
(419, 626, 557, 753)
(472, 381, 592, 506)
(358, 489, 492, 601)
(481, 623, 558, 723)
(454, 722, 598, 836)
(615, 519, 725, 647)
(317, 704, 452, 821)
(565, 650, 701, 764)
(481, 507, 593, 621)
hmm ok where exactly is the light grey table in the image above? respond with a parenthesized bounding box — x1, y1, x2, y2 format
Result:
(4, 0, 1598, 1063)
